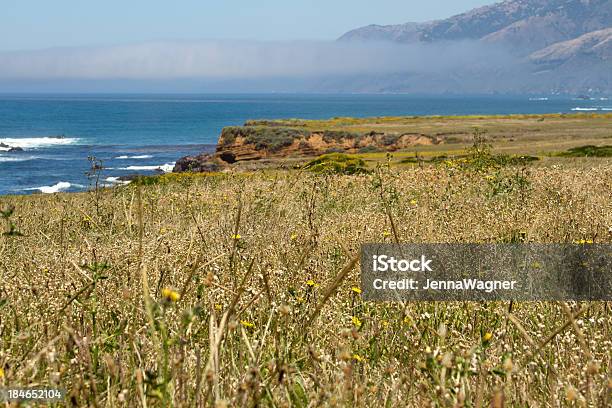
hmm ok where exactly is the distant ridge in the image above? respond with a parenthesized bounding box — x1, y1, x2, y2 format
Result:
(337, 0, 612, 93)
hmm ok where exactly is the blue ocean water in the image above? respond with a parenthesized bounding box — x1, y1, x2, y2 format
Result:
(0, 93, 610, 195)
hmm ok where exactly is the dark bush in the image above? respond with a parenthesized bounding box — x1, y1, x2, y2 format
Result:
(358, 145, 383, 153)
(557, 145, 612, 158)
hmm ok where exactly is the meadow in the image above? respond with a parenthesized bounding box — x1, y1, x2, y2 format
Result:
(1, 132, 612, 406)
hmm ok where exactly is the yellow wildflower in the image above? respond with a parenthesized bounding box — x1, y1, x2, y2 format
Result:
(0, 367, 4, 378)
(240, 320, 254, 328)
(214, 303, 223, 311)
(383, 231, 391, 237)
(403, 316, 412, 325)
(381, 320, 389, 328)
(306, 279, 316, 287)
(410, 199, 418, 205)
(483, 332, 493, 342)
(290, 233, 298, 240)
(161, 288, 180, 303)
(231, 234, 241, 240)
(351, 286, 362, 294)
(352, 354, 365, 363)
(351, 316, 362, 328)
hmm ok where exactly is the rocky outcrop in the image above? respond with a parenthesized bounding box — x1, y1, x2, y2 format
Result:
(172, 153, 221, 173)
(0, 142, 24, 152)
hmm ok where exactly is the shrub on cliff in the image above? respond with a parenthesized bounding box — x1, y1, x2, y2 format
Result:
(303, 153, 368, 175)
(246, 128, 306, 152)
(322, 130, 362, 143)
(222, 127, 310, 152)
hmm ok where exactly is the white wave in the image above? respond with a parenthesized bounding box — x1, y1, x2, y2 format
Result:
(0, 155, 37, 162)
(105, 176, 131, 185)
(25, 181, 73, 194)
(0, 137, 80, 150)
(571, 107, 598, 111)
(529, 97, 548, 101)
(117, 162, 175, 172)
(115, 154, 153, 159)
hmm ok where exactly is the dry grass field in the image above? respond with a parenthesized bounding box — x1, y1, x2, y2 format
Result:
(1, 128, 612, 406)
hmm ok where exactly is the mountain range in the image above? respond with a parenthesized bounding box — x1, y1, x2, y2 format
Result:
(337, 0, 611, 94)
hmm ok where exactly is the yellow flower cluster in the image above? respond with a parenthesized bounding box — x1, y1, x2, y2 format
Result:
(161, 288, 180, 303)
(574, 239, 594, 244)
(352, 354, 365, 363)
(240, 320, 254, 328)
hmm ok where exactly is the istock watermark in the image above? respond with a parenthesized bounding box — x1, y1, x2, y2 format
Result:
(361, 244, 612, 301)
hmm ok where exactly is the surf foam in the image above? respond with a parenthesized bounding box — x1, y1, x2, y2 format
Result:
(0, 137, 80, 150)
(116, 163, 175, 173)
(115, 155, 153, 159)
(105, 177, 131, 185)
(25, 181, 73, 194)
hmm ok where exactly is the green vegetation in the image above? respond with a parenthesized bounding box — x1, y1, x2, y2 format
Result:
(357, 145, 383, 154)
(303, 153, 369, 175)
(557, 145, 612, 158)
(321, 130, 362, 143)
(221, 126, 310, 151)
(131, 172, 225, 186)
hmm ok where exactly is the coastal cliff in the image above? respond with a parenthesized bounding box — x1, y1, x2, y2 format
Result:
(216, 121, 441, 162)
(173, 118, 442, 172)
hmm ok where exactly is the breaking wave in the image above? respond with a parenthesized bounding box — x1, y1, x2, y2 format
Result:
(0, 137, 80, 151)
(24, 181, 76, 194)
(115, 154, 153, 159)
(115, 163, 175, 173)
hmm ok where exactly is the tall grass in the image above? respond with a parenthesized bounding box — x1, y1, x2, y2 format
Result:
(0, 162, 611, 406)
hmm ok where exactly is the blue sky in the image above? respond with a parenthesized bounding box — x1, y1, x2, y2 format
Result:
(2, 0, 493, 51)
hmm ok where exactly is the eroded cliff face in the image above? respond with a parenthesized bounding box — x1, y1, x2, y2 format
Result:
(214, 125, 442, 163)
(173, 122, 443, 172)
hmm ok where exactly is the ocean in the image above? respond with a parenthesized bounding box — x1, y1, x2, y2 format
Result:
(0, 93, 609, 195)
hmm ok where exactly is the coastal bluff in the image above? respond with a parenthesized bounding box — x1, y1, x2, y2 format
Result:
(173, 117, 443, 172)
(172, 113, 612, 173)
